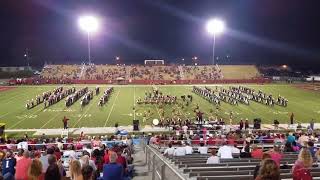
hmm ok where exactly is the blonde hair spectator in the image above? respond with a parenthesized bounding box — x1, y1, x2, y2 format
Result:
(70, 160, 84, 180)
(28, 159, 43, 180)
(298, 148, 313, 168)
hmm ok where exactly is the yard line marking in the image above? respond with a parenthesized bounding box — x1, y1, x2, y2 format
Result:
(9, 107, 43, 129)
(2, 87, 41, 105)
(104, 90, 120, 127)
(72, 95, 98, 128)
(133, 86, 136, 120)
(0, 112, 9, 118)
(39, 109, 63, 129)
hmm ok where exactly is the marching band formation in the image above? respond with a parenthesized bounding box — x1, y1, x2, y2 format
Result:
(98, 87, 114, 106)
(136, 87, 177, 105)
(193, 86, 288, 107)
(26, 87, 76, 109)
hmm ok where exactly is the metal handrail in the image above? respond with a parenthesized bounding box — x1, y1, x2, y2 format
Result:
(146, 144, 186, 180)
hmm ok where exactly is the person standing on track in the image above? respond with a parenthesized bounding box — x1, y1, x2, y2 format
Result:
(62, 116, 69, 129)
(290, 112, 294, 125)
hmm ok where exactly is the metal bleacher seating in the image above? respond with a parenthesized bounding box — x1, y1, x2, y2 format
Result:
(150, 145, 320, 180)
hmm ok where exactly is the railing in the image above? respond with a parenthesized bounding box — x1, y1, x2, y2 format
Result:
(142, 140, 186, 180)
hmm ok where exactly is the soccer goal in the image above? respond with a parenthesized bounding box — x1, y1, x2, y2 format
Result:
(144, 59, 165, 65)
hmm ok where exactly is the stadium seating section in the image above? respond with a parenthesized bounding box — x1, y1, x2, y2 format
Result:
(40, 64, 261, 81)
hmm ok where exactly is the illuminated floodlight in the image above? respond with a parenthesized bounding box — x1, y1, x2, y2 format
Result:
(206, 18, 225, 35)
(116, 56, 120, 60)
(78, 15, 99, 33)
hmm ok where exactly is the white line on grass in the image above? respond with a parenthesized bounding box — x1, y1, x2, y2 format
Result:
(39, 109, 64, 129)
(72, 98, 97, 128)
(9, 107, 43, 129)
(0, 112, 9, 119)
(133, 86, 136, 120)
(104, 90, 120, 127)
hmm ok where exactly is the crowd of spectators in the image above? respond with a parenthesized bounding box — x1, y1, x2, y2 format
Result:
(40, 64, 227, 81)
(0, 134, 135, 180)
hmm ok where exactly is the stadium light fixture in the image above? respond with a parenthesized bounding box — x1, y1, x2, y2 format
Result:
(206, 18, 225, 65)
(78, 15, 99, 64)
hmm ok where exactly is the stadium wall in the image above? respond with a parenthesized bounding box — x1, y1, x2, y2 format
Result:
(9, 78, 271, 85)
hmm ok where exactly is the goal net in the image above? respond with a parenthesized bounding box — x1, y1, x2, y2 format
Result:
(144, 59, 165, 65)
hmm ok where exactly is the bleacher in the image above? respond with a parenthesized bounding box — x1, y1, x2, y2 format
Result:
(219, 65, 260, 79)
(148, 144, 320, 180)
(40, 64, 261, 81)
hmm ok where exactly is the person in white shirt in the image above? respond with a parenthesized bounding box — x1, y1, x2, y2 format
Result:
(206, 149, 220, 164)
(174, 146, 186, 156)
(163, 144, 175, 157)
(231, 144, 240, 158)
(185, 143, 193, 155)
(217, 142, 233, 159)
(182, 125, 188, 134)
(198, 143, 208, 154)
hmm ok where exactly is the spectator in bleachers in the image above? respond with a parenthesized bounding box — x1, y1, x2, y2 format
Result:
(54, 147, 62, 161)
(240, 141, 251, 158)
(231, 144, 240, 158)
(44, 158, 61, 180)
(63, 144, 76, 164)
(48, 155, 65, 178)
(80, 154, 97, 173)
(15, 149, 24, 162)
(268, 145, 283, 167)
(206, 149, 220, 164)
(292, 148, 313, 180)
(39, 148, 54, 173)
(287, 132, 295, 144)
(15, 150, 32, 180)
(253, 153, 272, 179)
(217, 142, 233, 159)
(70, 160, 84, 180)
(255, 158, 280, 180)
(174, 144, 186, 156)
(298, 133, 309, 146)
(116, 148, 127, 172)
(2, 150, 16, 180)
(27, 158, 44, 180)
(198, 142, 208, 155)
(163, 144, 174, 157)
(103, 152, 123, 180)
(92, 149, 104, 173)
(251, 144, 263, 159)
(82, 165, 94, 180)
(184, 143, 193, 155)
(307, 141, 317, 158)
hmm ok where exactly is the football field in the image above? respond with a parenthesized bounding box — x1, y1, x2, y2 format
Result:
(0, 84, 319, 130)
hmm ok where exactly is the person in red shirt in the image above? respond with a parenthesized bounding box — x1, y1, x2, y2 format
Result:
(15, 150, 32, 180)
(251, 144, 263, 159)
(292, 148, 313, 180)
(62, 116, 69, 129)
(268, 145, 283, 167)
(116, 149, 127, 172)
(207, 135, 215, 145)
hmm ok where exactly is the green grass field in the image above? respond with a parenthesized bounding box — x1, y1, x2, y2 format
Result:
(0, 84, 319, 129)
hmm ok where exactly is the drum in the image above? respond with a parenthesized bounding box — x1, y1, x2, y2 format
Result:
(153, 119, 159, 126)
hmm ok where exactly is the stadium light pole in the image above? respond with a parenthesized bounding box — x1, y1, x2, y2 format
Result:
(78, 15, 99, 64)
(206, 18, 225, 65)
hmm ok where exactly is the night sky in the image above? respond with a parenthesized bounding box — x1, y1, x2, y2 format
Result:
(1, 0, 320, 69)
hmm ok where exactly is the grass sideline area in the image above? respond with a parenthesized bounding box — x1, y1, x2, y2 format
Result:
(0, 84, 319, 130)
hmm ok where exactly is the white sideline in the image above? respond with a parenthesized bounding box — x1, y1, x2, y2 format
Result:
(104, 90, 120, 127)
